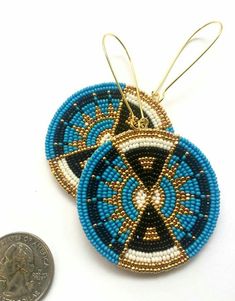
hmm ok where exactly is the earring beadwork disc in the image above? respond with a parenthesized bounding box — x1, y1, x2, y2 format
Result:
(77, 129, 219, 273)
(45, 83, 173, 197)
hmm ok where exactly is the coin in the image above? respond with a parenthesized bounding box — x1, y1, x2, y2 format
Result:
(0, 232, 54, 301)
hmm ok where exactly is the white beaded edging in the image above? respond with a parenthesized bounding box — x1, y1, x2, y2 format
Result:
(120, 137, 174, 152)
(58, 158, 79, 186)
(125, 246, 181, 263)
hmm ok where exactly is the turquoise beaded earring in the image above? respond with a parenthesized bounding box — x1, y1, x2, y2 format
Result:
(45, 37, 174, 198)
(77, 21, 223, 273)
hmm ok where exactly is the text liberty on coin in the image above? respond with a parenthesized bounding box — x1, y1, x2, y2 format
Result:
(0, 233, 54, 301)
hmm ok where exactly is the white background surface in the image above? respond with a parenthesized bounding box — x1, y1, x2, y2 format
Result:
(0, 1, 234, 300)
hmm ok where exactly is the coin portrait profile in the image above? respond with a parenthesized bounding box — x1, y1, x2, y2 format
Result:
(0, 242, 35, 298)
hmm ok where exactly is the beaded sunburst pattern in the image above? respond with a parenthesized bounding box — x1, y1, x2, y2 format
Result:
(77, 129, 219, 273)
(45, 83, 173, 197)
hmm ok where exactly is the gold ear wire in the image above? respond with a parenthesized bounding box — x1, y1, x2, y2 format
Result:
(102, 33, 148, 129)
(152, 21, 223, 103)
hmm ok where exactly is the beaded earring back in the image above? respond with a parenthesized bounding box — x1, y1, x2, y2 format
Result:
(77, 21, 222, 273)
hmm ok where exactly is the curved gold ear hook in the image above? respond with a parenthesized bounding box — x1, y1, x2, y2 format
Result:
(152, 21, 223, 103)
(102, 33, 148, 129)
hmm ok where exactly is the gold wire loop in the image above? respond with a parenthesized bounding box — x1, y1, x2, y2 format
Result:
(102, 33, 148, 129)
(152, 21, 223, 103)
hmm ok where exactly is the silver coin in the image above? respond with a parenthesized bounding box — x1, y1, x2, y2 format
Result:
(0, 232, 54, 301)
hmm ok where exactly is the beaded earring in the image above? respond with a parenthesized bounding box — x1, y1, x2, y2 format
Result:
(77, 21, 222, 273)
(45, 37, 174, 197)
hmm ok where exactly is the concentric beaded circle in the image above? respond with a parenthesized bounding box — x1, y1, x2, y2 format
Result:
(77, 129, 219, 273)
(45, 83, 173, 197)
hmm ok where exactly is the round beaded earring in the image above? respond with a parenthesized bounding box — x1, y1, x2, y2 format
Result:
(45, 84, 173, 198)
(45, 33, 175, 198)
(76, 21, 222, 273)
(77, 129, 219, 272)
